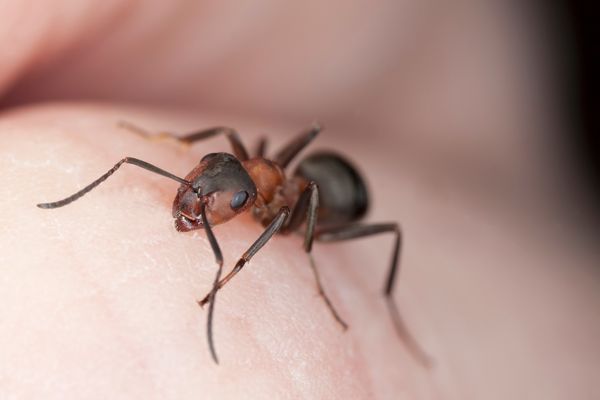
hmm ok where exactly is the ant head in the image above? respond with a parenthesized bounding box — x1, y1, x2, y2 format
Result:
(173, 153, 257, 231)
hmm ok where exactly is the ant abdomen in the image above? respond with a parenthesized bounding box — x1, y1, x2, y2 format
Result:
(294, 152, 369, 225)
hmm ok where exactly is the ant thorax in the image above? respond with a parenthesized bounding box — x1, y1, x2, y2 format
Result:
(253, 175, 307, 226)
(243, 158, 306, 226)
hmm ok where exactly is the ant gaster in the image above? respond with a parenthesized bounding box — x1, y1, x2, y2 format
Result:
(37, 123, 431, 366)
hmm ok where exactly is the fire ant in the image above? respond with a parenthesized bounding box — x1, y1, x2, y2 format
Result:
(37, 122, 431, 366)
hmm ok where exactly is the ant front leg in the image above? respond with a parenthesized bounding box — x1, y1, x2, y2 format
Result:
(283, 181, 348, 330)
(119, 121, 250, 161)
(315, 223, 432, 367)
(198, 206, 291, 307)
(199, 201, 225, 365)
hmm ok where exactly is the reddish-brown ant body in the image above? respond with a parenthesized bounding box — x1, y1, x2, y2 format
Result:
(37, 123, 430, 366)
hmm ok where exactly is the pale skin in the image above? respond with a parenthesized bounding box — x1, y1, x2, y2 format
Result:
(1, 2, 599, 400)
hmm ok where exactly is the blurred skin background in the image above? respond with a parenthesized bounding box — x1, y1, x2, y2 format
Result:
(1, 0, 598, 226)
(0, 1, 598, 399)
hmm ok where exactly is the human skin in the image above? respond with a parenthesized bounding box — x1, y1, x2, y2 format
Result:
(1, 1, 600, 400)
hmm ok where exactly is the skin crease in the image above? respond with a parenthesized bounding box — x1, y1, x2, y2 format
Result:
(0, 1, 599, 400)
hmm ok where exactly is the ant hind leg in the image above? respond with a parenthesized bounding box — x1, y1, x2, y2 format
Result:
(316, 222, 433, 367)
(118, 121, 250, 161)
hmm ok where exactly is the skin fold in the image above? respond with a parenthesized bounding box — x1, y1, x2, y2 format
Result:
(0, 1, 599, 399)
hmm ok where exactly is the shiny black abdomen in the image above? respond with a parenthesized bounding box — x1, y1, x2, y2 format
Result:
(294, 151, 369, 225)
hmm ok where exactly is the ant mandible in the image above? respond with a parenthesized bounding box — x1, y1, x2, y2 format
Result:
(37, 122, 431, 366)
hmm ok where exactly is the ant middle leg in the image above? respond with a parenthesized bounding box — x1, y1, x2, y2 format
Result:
(119, 121, 250, 161)
(315, 223, 432, 367)
(255, 137, 268, 158)
(282, 181, 348, 330)
(273, 123, 321, 168)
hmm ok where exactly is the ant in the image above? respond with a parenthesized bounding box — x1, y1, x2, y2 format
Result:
(37, 122, 431, 366)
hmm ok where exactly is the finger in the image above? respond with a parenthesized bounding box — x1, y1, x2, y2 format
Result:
(0, 103, 432, 399)
(2, 103, 599, 399)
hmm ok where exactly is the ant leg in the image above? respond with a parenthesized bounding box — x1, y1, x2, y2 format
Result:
(255, 137, 267, 158)
(37, 157, 189, 209)
(283, 182, 348, 329)
(273, 123, 321, 168)
(118, 121, 189, 150)
(178, 127, 249, 161)
(119, 121, 249, 161)
(316, 223, 432, 367)
(199, 202, 224, 364)
(198, 206, 290, 307)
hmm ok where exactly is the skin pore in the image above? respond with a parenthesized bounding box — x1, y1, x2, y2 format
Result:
(1, 1, 599, 399)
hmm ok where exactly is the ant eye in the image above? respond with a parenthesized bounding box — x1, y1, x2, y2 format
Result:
(230, 190, 248, 210)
